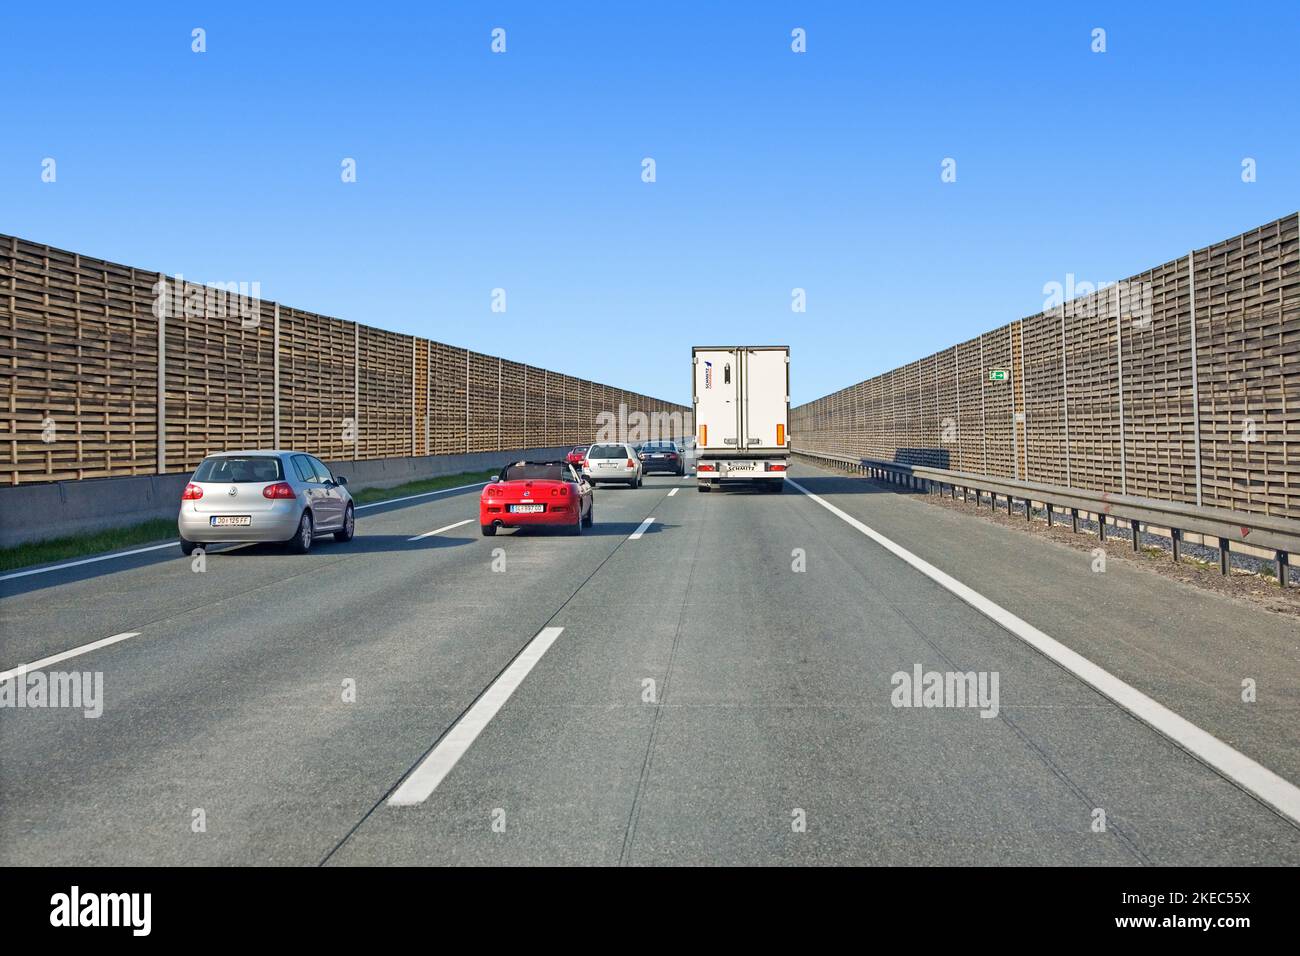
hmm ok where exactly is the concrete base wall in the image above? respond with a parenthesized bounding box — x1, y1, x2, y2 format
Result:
(0, 446, 572, 548)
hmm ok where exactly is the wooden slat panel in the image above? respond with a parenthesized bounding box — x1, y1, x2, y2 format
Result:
(790, 214, 1299, 519)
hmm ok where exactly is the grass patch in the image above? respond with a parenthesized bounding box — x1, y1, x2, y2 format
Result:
(0, 518, 179, 574)
(350, 470, 495, 506)
(0, 470, 496, 574)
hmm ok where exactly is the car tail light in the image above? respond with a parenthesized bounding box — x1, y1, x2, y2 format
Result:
(182, 483, 203, 500)
(580, 459, 588, 468)
(697, 463, 716, 472)
(262, 482, 296, 499)
(766, 463, 787, 472)
(486, 486, 500, 496)
(667, 453, 678, 459)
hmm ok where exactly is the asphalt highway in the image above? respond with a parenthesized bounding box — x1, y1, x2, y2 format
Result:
(2, 463, 1298, 865)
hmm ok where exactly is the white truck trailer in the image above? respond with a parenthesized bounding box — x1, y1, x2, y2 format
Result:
(691, 345, 790, 492)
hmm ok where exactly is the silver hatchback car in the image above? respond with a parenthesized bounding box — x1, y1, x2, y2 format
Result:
(178, 450, 355, 555)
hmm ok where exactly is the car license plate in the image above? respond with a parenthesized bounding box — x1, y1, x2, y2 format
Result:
(509, 504, 544, 513)
(600, 462, 617, 468)
(210, 516, 251, 527)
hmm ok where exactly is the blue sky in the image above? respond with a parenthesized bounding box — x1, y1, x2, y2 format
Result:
(2, 2, 1296, 405)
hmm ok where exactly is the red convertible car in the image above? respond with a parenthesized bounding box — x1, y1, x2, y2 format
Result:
(565, 446, 589, 466)
(480, 460, 594, 536)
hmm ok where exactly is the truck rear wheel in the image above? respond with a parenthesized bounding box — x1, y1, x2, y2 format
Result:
(698, 483, 711, 493)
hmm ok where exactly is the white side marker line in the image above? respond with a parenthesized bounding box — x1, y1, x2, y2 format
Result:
(0, 632, 141, 684)
(356, 481, 489, 511)
(408, 518, 474, 541)
(786, 478, 1300, 827)
(0, 544, 176, 582)
(3, 482, 492, 582)
(667, 488, 678, 497)
(388, 626, 565, 806)
(629, 517, 655, 540)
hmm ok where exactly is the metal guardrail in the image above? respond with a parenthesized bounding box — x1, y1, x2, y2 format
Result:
(792, 447, 1298, 588)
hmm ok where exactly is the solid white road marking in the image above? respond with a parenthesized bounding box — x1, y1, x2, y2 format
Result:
(0, 545, 177, 582)
(408, 518, 474, 541)
(356, 481, 489, 511)
(0, 632, 141, 683)
(2, 481, 491, 582)
(388, 626, 565, 806)
(786, 477, 1300, 827)
(629, 517, 655, 540)
(667, 488, 678, 497)
(0, 541, 260, 583)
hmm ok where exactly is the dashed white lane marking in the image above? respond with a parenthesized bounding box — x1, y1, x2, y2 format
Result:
(408, 518, 474, 542)
(388, 626, 565, 806)
(0, 632, 141, 683)
(629, 517, 655, 540)
(787, 477, 1300, 827)
(667, 488, 678, 497)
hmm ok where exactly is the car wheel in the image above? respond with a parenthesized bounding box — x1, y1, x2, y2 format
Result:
(583, 499, 594, 527)
(334, 505, 355, 542)
(288, 511, 314, 553)
(569, 511, 584, 535)
(180, 538, 200, 556)
(481, 523, 497, 536)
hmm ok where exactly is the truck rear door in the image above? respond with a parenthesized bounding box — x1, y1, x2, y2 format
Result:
(740, 347, 789, 453)
(693, 348, 740, 452)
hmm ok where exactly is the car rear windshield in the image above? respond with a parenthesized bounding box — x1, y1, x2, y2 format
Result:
(502, 463, 567, 481)
(588, 444, 627, 459)
(193, 456, 284, 483)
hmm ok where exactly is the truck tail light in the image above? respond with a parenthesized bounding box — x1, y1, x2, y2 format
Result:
(263, 482, 296, 499)
(766, 463, 787, 472)
(777, 424, 785, 445)
(699, 424, 707, 447)
(697, 463, 716, 472)
(182, 483, 204, 500)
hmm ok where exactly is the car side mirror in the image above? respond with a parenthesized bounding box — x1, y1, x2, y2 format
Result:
(336, 476, 348, 486)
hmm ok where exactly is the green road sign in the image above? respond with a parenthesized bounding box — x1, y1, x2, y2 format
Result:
(989, 369, 1009, 382)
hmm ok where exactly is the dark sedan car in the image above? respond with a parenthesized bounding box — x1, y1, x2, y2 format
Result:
(638, 441, 685, 476)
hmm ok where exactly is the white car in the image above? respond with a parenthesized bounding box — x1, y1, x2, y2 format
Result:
(581, 442, 643, 487)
